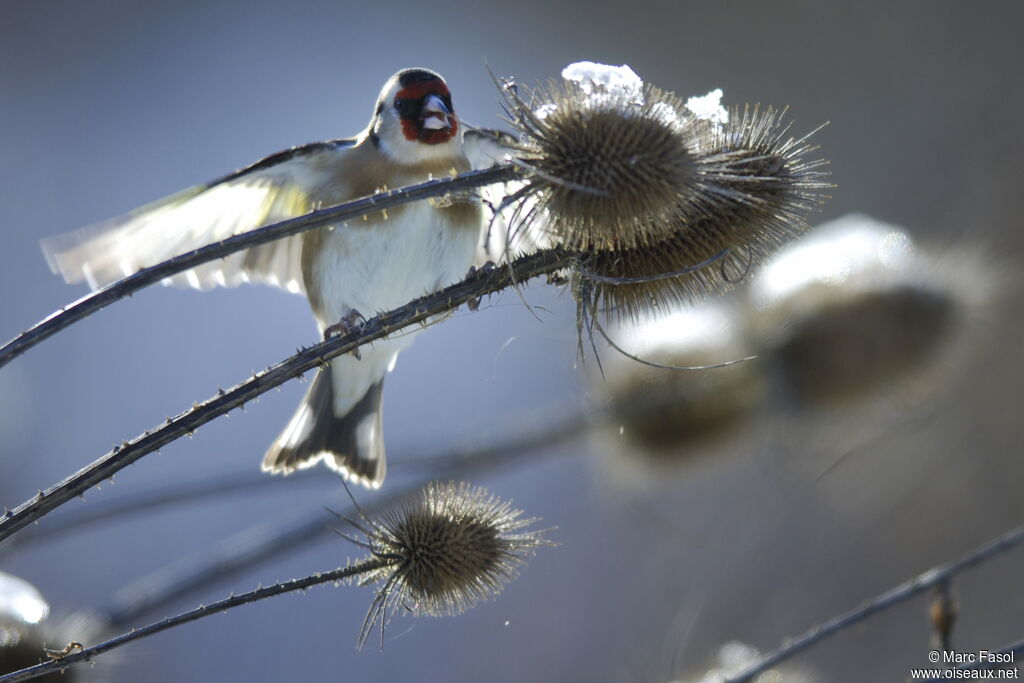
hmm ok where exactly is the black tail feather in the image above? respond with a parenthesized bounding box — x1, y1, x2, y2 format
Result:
(262, 368, 386, 488)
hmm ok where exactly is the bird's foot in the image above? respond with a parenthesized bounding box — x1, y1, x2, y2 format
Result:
(324, 309, 367, 360)
(547, 272, 568, 286)
(464, 261, 497, 280)
(464, 261, 497, 311)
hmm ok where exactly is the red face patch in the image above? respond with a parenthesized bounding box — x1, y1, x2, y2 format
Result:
(395, 80, 451, 102)
(395, 81, 458, 145)
(400, 116, 458, 145)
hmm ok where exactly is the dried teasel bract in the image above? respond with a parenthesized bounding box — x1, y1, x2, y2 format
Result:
(747, 213, 998, 409)
(499, 61, 830, 321)
(343, 481, 552, 649)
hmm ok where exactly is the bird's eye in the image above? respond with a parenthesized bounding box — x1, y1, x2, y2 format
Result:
(393, 97, 418, 118)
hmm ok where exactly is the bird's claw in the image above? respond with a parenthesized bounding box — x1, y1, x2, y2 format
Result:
(324, 309, 367, 360)
(464, 262, 498, 311)
(547, 272, 568, 286)
(464, 261, 497, 281)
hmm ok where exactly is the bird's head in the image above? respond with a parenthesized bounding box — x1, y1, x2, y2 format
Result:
(370, 68, 461, 165)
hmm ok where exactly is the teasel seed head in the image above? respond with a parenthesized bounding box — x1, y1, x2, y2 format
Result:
(499, 62, 830, 322)
(351, 481, 552, 649)
(499, 62, 702, 254)
(573, 103, 831, 322)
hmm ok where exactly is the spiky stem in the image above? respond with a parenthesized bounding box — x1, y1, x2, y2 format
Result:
(0, 248, 573, 543)
(0, 558, 388, 683)
(723, 522, 1024, 683)
(0, 165, 520, 370)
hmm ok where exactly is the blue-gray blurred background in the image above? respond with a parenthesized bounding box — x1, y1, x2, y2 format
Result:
(2, 2, 1023, 681)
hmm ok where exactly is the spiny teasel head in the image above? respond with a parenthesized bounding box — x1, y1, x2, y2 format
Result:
(573, 103, 831, 322)
(499, 62, 702, 253)
(348, 481, 551, 649)
(498, 62, 830, 322)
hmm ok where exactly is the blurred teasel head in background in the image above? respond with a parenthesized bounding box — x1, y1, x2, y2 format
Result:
(1, 571, 109, 682)
(587, 302, 766, 488)
(672, 640, 818, 683)
(747, 213, 1001, 412)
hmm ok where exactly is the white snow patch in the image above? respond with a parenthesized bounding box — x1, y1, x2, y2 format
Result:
(561, 61, 643, 100)
(750, 213, 917, 307)
(534, 102, 558, 120)
(685, 88, 729, 126)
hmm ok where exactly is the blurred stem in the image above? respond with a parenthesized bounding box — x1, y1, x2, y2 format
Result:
(102, 379, 730, 624)
(0, 247, 573, 544)
(103, 409, 585, 625)
(10, 470, 329, 548)
(723, 522, 1024, 683)
(11, 406, 584, 552)
(0, 558, 388, 683)
(0, 164, 520, 370)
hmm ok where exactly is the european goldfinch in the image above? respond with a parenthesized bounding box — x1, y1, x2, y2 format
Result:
(42, 68, 487, 489)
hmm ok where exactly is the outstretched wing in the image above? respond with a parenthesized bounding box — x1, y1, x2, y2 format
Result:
(41, 139, 355, 294)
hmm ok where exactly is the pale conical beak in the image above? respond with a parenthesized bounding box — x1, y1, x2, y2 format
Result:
(420, 94, 452, 130)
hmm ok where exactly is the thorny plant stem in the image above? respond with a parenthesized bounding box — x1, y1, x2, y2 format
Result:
(0, 165, 520, 370)
(10, 470, 329, 548)
(723, 523, 1024, 683)
(21, 394, 689, 624)
(0, 558, 389, 683)
(18, 407, 582, 549)
(0, 248, 573, 544)
(103, 411, 584, 625)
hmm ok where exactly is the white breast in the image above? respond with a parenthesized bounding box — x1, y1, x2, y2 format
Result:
(308, 200, 481, 415)
(312, 201, 479, 325)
